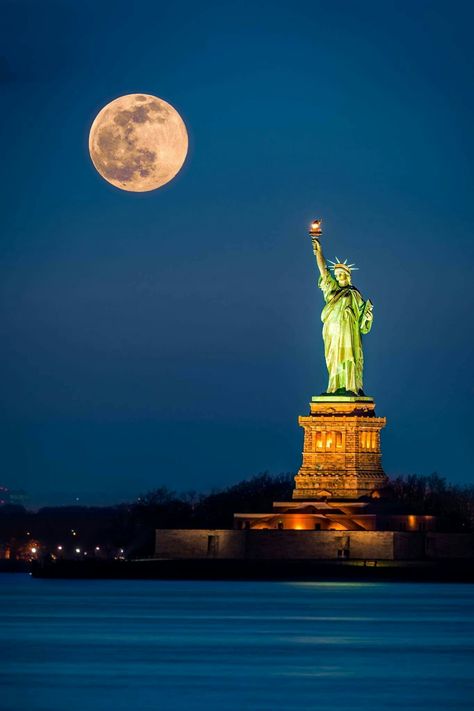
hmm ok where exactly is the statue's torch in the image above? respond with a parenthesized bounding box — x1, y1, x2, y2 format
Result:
(309, 219, 322, 237)
(309, 219, 322, 248)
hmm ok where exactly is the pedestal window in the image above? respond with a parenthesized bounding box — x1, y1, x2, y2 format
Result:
(360, 431, 377, 450)
(315, 431, 343, 451)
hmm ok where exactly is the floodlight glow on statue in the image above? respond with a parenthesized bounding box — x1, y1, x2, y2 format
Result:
(309, 220, 373, 396)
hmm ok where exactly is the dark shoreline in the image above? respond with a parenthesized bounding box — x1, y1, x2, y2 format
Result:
(0, 560, 29, 573)
(28, 558, 474, 583)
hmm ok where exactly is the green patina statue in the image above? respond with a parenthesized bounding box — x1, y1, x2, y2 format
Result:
(311, 231, 373, 396)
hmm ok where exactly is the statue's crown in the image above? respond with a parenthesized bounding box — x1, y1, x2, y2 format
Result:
(328, 258, 358, 275)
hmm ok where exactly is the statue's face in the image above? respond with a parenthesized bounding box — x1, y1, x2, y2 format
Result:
(334, 268, 350, 286)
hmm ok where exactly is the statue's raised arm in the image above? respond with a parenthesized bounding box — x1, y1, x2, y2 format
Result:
(312, 237, 327, 278)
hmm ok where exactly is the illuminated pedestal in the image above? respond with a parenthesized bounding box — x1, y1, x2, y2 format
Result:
(231, 398, 432, 530)
(292, 396, 387, 500)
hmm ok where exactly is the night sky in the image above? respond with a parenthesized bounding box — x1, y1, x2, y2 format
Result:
(1, 1, 473, 506)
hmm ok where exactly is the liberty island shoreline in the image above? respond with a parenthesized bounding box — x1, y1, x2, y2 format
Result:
(29, 556, 474, 583)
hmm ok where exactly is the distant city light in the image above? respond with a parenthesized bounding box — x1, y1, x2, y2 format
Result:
(95, 546, 100, 551)
(57, 546, 63, 551)
(75, 548, 80, 554)
(31, 547, 37, 554)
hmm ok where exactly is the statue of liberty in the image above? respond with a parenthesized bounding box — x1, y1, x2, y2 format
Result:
(310, 221, 373, 396)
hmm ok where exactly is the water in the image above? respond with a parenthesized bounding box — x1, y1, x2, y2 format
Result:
(1, 575, 474, 711)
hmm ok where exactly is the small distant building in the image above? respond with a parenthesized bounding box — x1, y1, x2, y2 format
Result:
(0, 486, 8, 506)
(0, 486, 28, 507)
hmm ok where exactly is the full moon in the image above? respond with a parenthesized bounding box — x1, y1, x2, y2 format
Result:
(89, 94, 188, 192)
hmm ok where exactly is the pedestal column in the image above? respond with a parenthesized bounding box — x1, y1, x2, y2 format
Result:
(293, 396, 387, 500)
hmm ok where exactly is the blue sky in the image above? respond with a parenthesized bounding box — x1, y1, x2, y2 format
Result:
(1, 0, 473, 505)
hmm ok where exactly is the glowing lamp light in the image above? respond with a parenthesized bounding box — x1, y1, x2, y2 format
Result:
(309, 219, 323, 236)
(75, 548, 81, 554)
(95, 546, 100, 551)
(31, 547, 37, 554)
(57, 545, 63, 551)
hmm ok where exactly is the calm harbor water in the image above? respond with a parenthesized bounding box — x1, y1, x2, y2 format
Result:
(1, 574, 474, 710)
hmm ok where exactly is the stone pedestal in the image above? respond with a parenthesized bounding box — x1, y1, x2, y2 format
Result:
(293, 396, 387, 500)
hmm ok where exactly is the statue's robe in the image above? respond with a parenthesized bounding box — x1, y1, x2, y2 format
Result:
(318, 269, 372, 395)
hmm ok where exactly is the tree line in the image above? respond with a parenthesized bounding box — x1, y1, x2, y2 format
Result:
(0, 472, 473, 559)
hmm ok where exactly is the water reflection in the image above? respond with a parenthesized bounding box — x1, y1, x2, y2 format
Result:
(2, 575, 474, 710)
